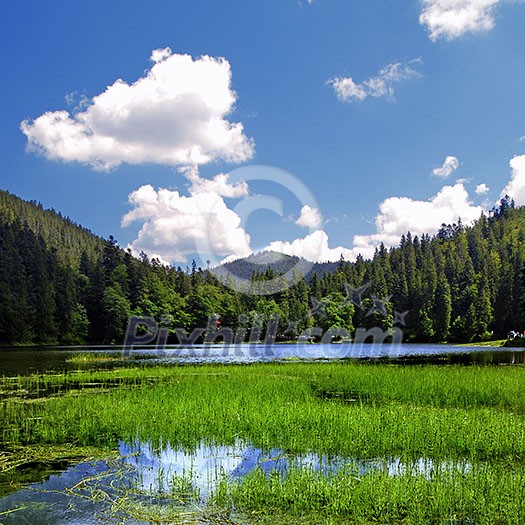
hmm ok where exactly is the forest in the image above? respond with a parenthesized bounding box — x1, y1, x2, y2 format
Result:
(0, 189, 524, 345)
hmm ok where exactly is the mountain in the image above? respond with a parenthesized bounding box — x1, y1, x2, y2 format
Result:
(0, 191, 337, 282)
(1, 189, 525, 346)
(214, 250, 339, 282)
(0, 190, 104, 268)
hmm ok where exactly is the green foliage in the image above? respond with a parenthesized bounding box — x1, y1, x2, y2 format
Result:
(2, 190, 525, 344)
(0, 190, 103, 269)
(212, 463, 525, 524)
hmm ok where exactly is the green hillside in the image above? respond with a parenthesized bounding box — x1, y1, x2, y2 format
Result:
(0, 190, 103, 269)
(0, 189, 524, 346)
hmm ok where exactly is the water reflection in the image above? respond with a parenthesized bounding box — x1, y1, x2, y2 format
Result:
(1, 343, 524, 376)
(119, 441, 471, 495)
(0, 459, 110, 525)
(0, 440, 472, 523)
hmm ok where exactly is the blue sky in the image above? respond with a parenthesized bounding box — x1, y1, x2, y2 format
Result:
(2, 0, 525, 265)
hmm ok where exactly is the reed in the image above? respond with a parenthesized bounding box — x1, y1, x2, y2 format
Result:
(2, 361, 525, 522)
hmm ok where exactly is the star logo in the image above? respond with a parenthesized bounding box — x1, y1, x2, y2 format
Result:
(366, 295, 391, 317)
(393, 310, 409, 326)
(343, 282, 370, 310)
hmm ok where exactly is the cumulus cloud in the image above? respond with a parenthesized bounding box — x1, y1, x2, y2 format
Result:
(265, 230, 356, 263)
(295, 205, 323, 228)
(500, 154, 525, 205)
(327, 60, 422, 103)
(122, 184, 251, 264)
(123, 177, 488, 265)
(433, 155, 459, 178)
(264, 182, 484, 263)
(420, 0, 501, 41)
(475, 183, 490, 194)
(265, 156, 525, 263)
(21, 48, 254, 171)
(181, 166, 249, 198)
(349, 183, 484, 259)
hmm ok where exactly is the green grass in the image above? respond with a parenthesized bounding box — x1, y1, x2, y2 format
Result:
(457, 339, 506, 347)
(2, 362, 525, 522)
(211, 463, 525, 524)
(65, 352, 121, 363)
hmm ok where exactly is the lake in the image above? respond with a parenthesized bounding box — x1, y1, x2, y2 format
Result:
(1, 343, 524, 523)
(0, 342, 524, 376)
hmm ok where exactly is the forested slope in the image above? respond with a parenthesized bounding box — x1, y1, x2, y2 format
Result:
(0, 190, 103, 268)
(0, 189, 523, 345)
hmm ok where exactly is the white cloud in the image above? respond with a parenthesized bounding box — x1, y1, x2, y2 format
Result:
(21, 48, 254, 171)
(500, 154, 525, 205)
(519, 135, 525, 142)
(122, 158, 491, 266)
(181, 166, 249, 198)
(327, 60, 422, 103)
(295, 205, 323, 228)
(265, 230, 356, 263)
(124, 178, 488, 265)
(349, 183, 484, 259)
(475, 183, 490, 194)
(264, 183, 484, 262)
(150, 47, 172, 62)
(433, 155, 459, 178)
(122, 184, 251, 264)
(265, 156, 525, 263)
(420, 0, 501, 41)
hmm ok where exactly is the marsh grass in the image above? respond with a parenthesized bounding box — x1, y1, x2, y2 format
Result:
(458, 339, 506, 347)
(2, 362, 525, 522)
(210, 463, 525, 524)
(65, 352, 122, 364)
(4, 363, 525, 458)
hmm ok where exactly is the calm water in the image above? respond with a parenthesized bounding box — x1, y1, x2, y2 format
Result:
(0, 342, 521, 523)
(0, 342, 524, 376)
(0, 440, 471, 524)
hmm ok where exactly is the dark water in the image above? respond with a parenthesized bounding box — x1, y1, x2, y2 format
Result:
(0, 342, 523, 376)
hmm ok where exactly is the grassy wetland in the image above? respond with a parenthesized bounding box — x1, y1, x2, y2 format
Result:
(2, 360, 525, 523)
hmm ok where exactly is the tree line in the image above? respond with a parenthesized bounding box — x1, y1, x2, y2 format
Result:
(0, 189, 524, 345)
